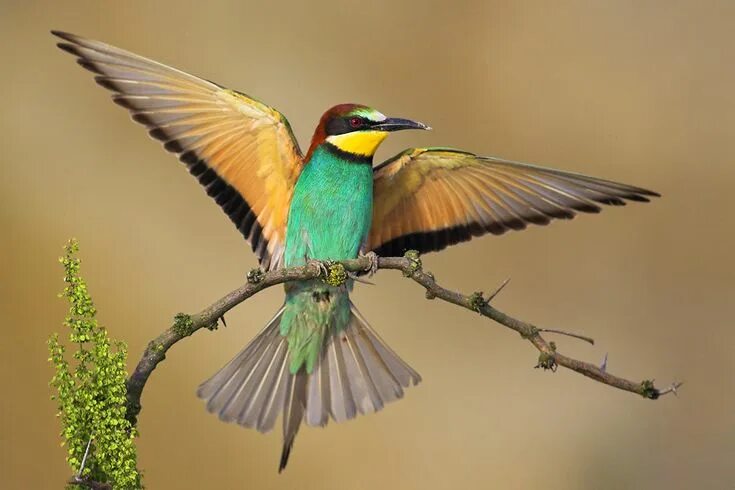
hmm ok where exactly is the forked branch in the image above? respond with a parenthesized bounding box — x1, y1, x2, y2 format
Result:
(125, 252, 681, 425)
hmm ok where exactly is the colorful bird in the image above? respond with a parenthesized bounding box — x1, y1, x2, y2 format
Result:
(53, 31, 659, 471)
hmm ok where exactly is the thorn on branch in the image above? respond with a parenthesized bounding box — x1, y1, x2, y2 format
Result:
(347, 270, 374, 285)
(247, 267, 264, 284)
(600, 353, 608, 373)
(535, 341, 558, 372)
(219, 315, 227, 328)
(403, 250, 422, 277)
(486, 278, 510, 303)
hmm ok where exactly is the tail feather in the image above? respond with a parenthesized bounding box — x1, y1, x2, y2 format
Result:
(197, 300, 420, 471)
(351, 305, 419, 388)
(279, 372, 306, 472)
(326, 334, 357, 422)
(197, 307, 287, 430)
(256, 342, 291, 430)
(307, 302, 421, 425)
(305, 352, 330, 426)
(239, 336, 290, 428)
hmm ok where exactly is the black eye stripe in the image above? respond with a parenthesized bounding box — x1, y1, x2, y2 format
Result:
(325, 116, 373, 135)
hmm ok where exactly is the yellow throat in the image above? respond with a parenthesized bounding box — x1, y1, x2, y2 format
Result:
(326, 130, 388, 157)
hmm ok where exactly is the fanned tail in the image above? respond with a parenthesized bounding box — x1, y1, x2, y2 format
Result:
(197, 300, 420, 471)
(304, 302, 421, 426)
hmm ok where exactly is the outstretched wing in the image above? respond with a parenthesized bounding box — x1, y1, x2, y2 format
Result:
(368, 148, 659, 256)
(53, 31, 304, 269)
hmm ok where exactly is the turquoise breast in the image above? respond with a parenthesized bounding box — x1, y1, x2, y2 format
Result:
(284, 145, 374, 267)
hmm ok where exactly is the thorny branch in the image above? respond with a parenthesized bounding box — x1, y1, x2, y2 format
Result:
(125, 251, 682, 425)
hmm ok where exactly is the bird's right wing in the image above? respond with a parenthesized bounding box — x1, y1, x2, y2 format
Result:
(53, 31, 304, 269)
(368, 148, 659, 257)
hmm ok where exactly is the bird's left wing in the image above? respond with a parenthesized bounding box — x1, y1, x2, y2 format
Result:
(53, 31, 304, 269)
(368, 148, 659, 257)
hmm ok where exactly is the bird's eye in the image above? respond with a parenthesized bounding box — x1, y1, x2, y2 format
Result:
(349, 117, 363, 128)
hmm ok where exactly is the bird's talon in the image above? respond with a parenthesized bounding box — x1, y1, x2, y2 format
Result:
(307, 259, 329, 279)
(361, 251, 379, 277)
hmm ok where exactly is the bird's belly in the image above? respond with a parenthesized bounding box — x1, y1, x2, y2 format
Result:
(285, 201, 370, 265)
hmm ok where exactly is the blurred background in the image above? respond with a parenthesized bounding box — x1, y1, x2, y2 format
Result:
(1, 1, 733, 488)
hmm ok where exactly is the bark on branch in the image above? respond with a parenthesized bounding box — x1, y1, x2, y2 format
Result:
(125, 252, 681, 425)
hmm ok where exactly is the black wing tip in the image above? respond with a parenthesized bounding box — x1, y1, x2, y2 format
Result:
(112, 95, 137, 110)
(621, 188, 660, 200)
(50, 29, 73, 40)
(55, 41, 78, 56)
(52, 31, 89, 50)
(95, 76, 121, 92)
(642, 189, 662, 198)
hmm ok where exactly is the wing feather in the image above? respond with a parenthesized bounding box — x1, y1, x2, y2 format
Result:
(53, 31, 303, 269)
(369, 148, 659, 256)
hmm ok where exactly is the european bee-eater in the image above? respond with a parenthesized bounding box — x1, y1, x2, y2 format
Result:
(53, 31, 659, 471)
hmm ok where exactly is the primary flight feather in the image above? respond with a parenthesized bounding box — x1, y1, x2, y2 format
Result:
(53, 30, 658, 471)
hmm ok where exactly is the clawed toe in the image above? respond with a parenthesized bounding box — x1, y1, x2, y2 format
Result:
(307, 259, 329, 278)
(361, 251, 379, 277)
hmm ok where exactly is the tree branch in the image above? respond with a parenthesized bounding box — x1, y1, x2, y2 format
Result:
(125, 252, 680, 425)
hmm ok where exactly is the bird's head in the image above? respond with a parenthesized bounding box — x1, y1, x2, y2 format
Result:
(306, 103, 430, 162)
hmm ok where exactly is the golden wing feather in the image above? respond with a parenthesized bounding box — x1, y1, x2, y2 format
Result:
(53, 31, 304, 269)
(369, 148, 659, 256)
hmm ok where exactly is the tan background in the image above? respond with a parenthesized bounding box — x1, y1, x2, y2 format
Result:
(1, 1, 733, 488)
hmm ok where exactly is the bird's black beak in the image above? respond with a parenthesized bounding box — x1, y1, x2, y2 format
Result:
(372, 117, 431, 132)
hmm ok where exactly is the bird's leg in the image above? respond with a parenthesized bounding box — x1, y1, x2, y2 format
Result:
(359, 251, 380, 277)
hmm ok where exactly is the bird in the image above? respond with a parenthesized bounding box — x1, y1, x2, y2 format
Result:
(52, 30, 659, 471)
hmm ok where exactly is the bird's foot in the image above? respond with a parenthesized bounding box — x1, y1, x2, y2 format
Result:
(306, 259, 330, 279)
(360, 251, 380, 277)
